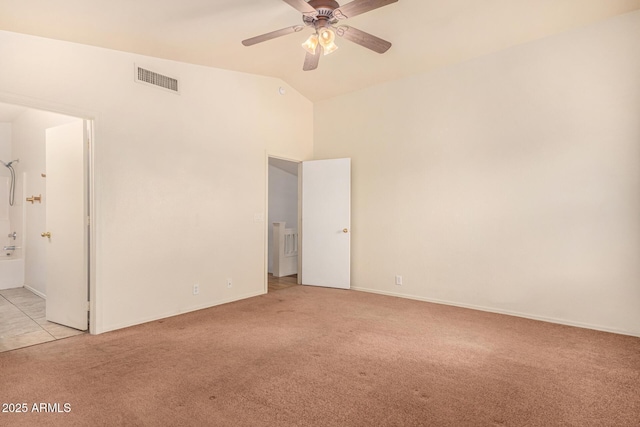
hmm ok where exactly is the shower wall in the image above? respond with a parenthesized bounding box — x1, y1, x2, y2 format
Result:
(0, 175, 11, 248)
(0, 122, 25, 291)
(0, 123, 13, 252)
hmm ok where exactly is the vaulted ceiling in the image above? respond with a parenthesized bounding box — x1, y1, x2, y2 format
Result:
(1, 0, 639, 101)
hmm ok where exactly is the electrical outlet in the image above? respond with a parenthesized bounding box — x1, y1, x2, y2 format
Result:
(395, 275, 403, 286)
(193, 283, 199, 295)
(227, 278, 232, 289)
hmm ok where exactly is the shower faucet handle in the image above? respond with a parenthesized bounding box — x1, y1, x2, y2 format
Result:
(26, 194, 42, 204)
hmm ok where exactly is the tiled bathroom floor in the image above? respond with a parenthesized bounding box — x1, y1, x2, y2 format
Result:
(0, 287, 85, 353)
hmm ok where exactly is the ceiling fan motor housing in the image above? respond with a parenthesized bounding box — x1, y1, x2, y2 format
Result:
(303, 0, 340, 28)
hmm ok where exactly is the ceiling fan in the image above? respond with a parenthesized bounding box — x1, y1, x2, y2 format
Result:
(242, 0, 398, 71)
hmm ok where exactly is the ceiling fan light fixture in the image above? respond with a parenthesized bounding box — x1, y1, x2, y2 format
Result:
(301, 33, 319, 54)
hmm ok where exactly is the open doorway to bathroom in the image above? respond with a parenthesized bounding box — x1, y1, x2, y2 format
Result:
(267, 157, 300, 293)
(0, 102, 91, 352)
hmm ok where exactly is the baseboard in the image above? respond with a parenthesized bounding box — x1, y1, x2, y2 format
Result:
(24, 284, 46, 299)
(98, 290, 266, 334)
(351, 286, 640, 338)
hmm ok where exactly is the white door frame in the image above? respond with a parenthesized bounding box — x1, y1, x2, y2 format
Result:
(0, 93, 97, 334)
(264, 153, 303, 292)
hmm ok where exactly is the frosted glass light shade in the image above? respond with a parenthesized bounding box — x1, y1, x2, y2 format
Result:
(322, 41, 338, 55)
(302, 34, 319, 54)
(318, 28, 338, 56)
(319, 29, 335, 45)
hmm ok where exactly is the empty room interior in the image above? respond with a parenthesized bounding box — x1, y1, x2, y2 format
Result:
(1, 0, 639, 425)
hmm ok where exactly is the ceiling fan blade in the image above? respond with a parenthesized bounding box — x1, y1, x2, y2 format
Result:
(242, 25, 305, 46)
(334, 0, 398, 20)
(335, 26, 391, 53)
(282, 0, 318, 16)
(303, 48, 321, 71)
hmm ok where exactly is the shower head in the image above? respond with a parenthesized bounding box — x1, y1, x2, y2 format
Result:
(1, 159, 19, 168)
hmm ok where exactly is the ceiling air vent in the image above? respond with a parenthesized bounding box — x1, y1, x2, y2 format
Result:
(134, 65, 180, 94)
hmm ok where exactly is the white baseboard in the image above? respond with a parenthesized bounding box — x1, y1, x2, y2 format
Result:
(98, 290, 265, 334)
(24, 284, 46, 299)
(351, 286, 640, 338)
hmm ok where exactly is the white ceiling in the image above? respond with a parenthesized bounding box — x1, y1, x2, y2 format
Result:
(0, 0, 639, 101)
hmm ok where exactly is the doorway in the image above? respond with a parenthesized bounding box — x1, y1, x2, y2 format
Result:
(265, 156, 352, 292)
(267, 156, 300, 293)
(0, 101, 92, 352)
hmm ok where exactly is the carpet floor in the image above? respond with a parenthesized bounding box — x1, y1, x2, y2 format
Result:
(0, 286, 639, 426)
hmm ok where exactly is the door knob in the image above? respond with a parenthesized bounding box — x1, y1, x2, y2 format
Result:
(41, 232, 51, 238)
(343, 228, 349, 233)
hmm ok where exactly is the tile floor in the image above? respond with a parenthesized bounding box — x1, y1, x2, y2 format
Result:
(0, 287, 85, 353)
(268, 274, 299, 292)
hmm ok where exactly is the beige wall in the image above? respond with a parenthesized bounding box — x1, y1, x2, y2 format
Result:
(0, 30, 314, 333)
(314, 11, 640, 336)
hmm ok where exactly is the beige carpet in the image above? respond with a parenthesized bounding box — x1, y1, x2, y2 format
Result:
(1, 286, 639, 426)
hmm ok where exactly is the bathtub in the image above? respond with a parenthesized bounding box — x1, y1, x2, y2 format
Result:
(0, 257, 24, 290)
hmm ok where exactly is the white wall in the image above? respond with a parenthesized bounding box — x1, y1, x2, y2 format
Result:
(268, 163, 298, 273)
(0, 30, 314, 333)
(10, 109, 81, 294)
(0, 123, 11, 210)
(0, 123, 10, 170)
(314, 11, 640, 336)
(0, 174, 8, 241)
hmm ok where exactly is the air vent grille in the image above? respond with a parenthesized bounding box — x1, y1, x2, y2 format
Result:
(135, 66, 179, 93)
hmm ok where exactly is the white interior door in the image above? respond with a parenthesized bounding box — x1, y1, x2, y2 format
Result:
(45, 120, 88, 331)
(301, 158, 351, 289)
